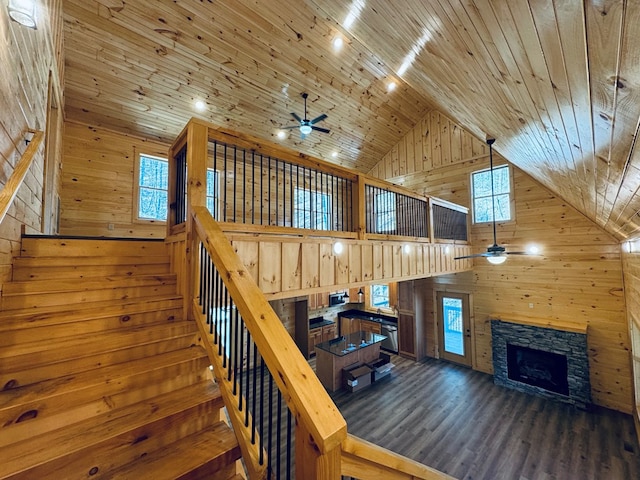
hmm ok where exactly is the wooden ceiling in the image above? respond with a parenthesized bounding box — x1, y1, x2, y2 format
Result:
(63, 0, 640, 241)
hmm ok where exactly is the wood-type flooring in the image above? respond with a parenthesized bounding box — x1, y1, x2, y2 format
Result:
(325, 355, 640, 480)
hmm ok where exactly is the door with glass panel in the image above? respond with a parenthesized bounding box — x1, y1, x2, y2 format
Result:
(437, 292, 472, 367)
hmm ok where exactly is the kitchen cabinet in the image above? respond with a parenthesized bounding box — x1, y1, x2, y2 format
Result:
(308, 323, 337, 357)
(340, 316, 361, 336)
(360, 319, 382, 335)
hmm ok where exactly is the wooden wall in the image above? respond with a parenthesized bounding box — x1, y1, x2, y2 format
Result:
(370, 111, 632, 413)
(622, 249, 640, 426)
(228, 233, 471, 300)
(0, 1, 64, 284)
(60, 121, 169, 238)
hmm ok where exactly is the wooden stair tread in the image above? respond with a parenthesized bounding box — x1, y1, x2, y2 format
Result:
(0, 346, 211, 446)
(108, 421, 241, 480)
(0, 345, 208, 412)
(19, 237, 169, 258)
(0, 320, 197, 371)
(0, 293, 183, 327)
(2, 273, 177, 296)
(13, 254, 171, 267)
(0, 380, 223, 478)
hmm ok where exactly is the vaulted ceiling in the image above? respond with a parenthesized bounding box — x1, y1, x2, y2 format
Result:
(63, 0, 640, 241)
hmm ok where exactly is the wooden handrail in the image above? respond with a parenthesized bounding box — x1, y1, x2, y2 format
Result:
(192, 206, 348, 454)
(341, 434, 456, 480)
(0, 130, 44, 225)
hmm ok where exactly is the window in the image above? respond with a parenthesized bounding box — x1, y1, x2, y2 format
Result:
(375, 191, 396, 233)
(137, 154, 168, 221)
(471, 164, 511, 223)
(206, 169, 220, 219)
(370, 284, 390, 309)
(294, 188, 331, 230)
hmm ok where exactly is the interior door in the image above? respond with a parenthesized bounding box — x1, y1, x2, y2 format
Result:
(437, 292, 472, 367)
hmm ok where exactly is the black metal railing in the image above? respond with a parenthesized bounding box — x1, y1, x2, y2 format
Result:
(432, 203, 468, 241)
(364, 185, 429, 237)
(199, 242, 295, 479)
(208, 140, 354, 232)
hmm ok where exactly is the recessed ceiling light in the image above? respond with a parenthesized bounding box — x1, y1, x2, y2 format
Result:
(387, 81, 397, 92)
(277, 130, 286, 140)
(333, 36, 344, 50)
(331, 151, 338, 158)
(194, 100, 206, 111)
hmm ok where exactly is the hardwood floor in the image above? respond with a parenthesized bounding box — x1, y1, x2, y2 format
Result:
(323, 355, 640, 480)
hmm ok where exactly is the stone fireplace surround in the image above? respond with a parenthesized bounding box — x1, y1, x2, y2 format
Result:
(491, 317, 591, 408)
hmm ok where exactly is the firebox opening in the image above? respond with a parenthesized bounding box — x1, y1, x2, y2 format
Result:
(506, 343, 569, 396)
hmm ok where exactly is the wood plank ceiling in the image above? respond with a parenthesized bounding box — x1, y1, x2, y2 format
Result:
(63, 0, 640, 241)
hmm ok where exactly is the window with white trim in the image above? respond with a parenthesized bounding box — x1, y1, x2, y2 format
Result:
(294, 188, 331, 230)
(206, 169, 220, 219)
(375, 191, 396, 233)
(370, 284, 390, 309)
(471, 164, 511, 223)
(137, 154, 168, 221)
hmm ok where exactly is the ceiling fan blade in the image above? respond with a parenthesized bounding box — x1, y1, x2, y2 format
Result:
(290, 112, 302, 123)
(310, 113, 327, 124)
(311, 125, 330, 134)
(454, 252, 490, 260)
(505, 251, 534, 255)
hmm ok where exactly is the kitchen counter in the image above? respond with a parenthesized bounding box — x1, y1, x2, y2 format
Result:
(309, 317, 336, 330)
(315, 330, 386, 392)
(337, 309, 397, 326)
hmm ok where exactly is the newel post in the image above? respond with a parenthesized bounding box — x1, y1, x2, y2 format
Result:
(353, 174, 366, 240)
(295, 422, 342, 479)
(184, 121, 209, 317)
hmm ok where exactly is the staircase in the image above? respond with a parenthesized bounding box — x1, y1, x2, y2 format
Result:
(0, 237, 242, 479)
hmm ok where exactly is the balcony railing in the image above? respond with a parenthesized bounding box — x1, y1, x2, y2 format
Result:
(168, 118, 468, 244)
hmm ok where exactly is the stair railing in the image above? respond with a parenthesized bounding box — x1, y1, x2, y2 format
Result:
(0, 130, 44, 226)
(189, 205, 347, 479)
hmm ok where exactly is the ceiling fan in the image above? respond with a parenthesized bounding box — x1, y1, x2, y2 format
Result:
(454, 137, 532, 265)
(282, 93, 330, 139)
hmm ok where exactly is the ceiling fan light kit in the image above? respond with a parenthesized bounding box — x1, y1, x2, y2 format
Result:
(282, 93, 330, 139)
(455, 137, 534, 265)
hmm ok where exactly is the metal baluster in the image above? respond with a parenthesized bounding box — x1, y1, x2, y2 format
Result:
(232, 302, 239, 391)
(251, 151, 255, 224)
(268, 156, 272, 226)
(286, 408, 292, 480)
(244, 330, 251, 424)
(251, 343, 258, 442)
(267, 372, 274, 477)
(233, 146, 237, 223)
(289, 163, 293, 227)
(276, 389, 282, 479)
(237, 315, 243, 405)
(260, 154, 264, 225)
(259, 356, 265, 465)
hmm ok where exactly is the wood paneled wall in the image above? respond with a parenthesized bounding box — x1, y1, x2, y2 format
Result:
(370, 111, 631, 413)
(228, 233, 471, 300)
(0, 1, 64, 283)
(622, 250, 640, 426)
(60, 122, 169, 238)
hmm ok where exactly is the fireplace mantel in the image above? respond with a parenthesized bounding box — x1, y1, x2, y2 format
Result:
(490, 313, 588, 334)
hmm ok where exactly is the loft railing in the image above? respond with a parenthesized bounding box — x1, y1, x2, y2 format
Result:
(0, 130, 44, 226)
(167, 119, 468, 243)
(170, 119, 461, 479)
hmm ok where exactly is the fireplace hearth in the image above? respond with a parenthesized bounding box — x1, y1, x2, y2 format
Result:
(491, 319, 591, 408)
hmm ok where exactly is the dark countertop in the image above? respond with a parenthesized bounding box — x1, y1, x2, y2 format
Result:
(315, 331, 386, 356)
(309, 317, 336, 330)
(337, 309, 398, 326)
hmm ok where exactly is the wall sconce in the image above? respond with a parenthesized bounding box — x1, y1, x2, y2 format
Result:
(8, 0, 37, 29)
(333, 241, 343, 255)
(357, 288, 364, 303)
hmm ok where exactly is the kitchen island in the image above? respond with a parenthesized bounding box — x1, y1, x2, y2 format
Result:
(315, 331, 386, 392)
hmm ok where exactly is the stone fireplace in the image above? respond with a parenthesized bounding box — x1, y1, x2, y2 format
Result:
(491, 318, 591, 408)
